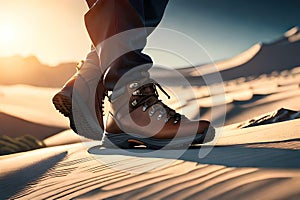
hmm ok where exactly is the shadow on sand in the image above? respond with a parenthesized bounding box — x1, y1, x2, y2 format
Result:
(88, 139, 300, 169)
(0, 152, 67, 200)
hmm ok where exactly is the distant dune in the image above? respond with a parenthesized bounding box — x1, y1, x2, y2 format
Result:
(0, 84, 69, 128)
(0, 55, 76, 88)
(151, 27, 300, 86)
(0, 112, 64, 140)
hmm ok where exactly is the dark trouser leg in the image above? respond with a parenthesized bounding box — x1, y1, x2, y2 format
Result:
(84, 0, 169, 90)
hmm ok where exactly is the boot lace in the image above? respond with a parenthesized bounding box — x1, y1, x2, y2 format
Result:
(130, 81, 181, 124)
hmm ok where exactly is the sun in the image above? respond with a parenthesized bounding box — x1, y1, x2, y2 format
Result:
(0, 22, 19, 54)
(0, 24, 16, 43)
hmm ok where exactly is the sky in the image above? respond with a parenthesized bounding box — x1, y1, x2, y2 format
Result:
(161, 0, 300, 66)
(0, 0, 299, 67)
(0, 0, 89, 65)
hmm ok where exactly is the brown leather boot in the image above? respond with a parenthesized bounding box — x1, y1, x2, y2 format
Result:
(103, 78, 215, 149)
(52, 52, 106, 140)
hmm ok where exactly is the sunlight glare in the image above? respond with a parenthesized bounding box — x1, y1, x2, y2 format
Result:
(0, 24, 16, 44)
(0, 21, 20, 55)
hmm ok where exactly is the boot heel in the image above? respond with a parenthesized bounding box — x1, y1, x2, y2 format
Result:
(52, 93, 72, 117)
(52, 81, 106, 140)
(52, 93, 77, 132)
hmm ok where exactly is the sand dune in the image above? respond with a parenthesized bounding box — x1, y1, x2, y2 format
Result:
(0, 84, 69, 128)
(190, 27, 300, 78)
(213, 118, 300, 146)
(1, 125, 299, 199)
(0, 112, 64, 140)
(0, 55, 76, 87)
(43, 129, 90, 147)
(151, 27, 300, 86)
(160, 65, 300, 126)
(0, 84, 70, 143)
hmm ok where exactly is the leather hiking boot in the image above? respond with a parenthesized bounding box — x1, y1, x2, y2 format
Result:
(103, 78, 215, 149)
(52, 54, 106, 140)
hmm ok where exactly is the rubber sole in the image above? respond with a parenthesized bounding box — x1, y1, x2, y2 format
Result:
(102, 127, 215, 150)
(52, 93, 76, 132)
(52, 92, 104, 140)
